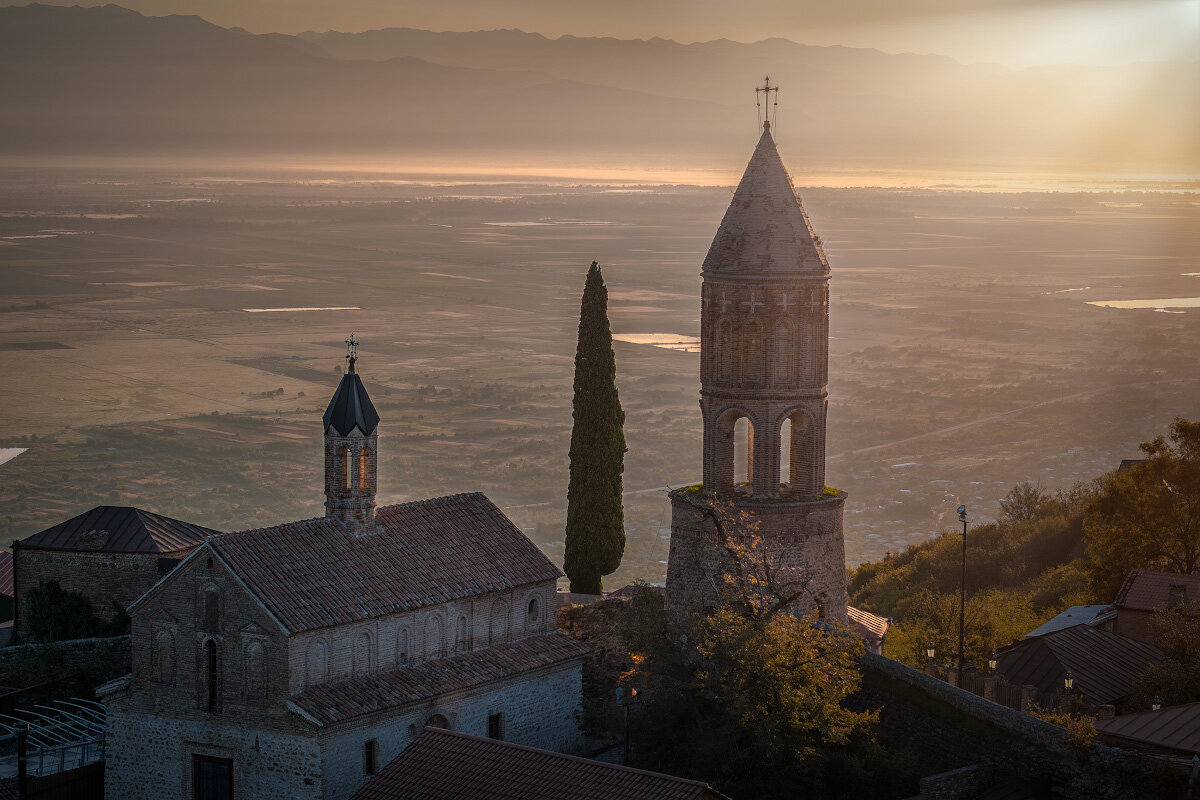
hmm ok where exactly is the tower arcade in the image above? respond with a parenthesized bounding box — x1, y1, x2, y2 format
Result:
(665, 109, 847, 621)
(323, 335, 380, 536)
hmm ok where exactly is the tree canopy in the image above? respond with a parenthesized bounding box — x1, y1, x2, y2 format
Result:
(563, 261, 626, 594)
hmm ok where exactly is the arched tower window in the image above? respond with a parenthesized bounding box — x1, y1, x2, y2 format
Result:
(153, 629, 176, 685)
(204, 639, 219, 710)
(527, 597, 541, 631)
(801, 320, 816, 384)
(740, 321, 764, 385)
(456, 615, 469, 653)
(359, 446, 371, 490)
(733, 417, 754, 487)
(779, 417, 792, 487)
(245, 642, 267, 700)
(773, 321, 794, 385)
(717, 318, 733, 383)
(202, 587, 220, 632)
(340, 446, 352, 491)
(306, 641, 327, 686)
(398, 628, 410, 666)
(353, 631, 373, 677)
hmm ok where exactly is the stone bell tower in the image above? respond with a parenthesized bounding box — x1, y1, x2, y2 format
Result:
(323, 335, 381, 537)
(666, 86, 847, 621)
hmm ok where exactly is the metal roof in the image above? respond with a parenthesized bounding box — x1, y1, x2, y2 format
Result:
(1025, 605, 1112, 638)
(18, 506, 219, 554)
(350, 727, 726, 800)
(996, 624, 1163, 707)
(322, 371, 379, 436)
(1096, 702, 1200, 756)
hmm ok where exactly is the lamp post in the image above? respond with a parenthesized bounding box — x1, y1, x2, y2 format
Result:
(957, 504, 968, 685)
(925, 642, 936, 677)
(616, 687, 638, 765)
(988, 652, 998, 673)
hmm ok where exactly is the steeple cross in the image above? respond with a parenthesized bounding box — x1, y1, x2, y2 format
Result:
(720, 291, 733, 313)
(345, 334, 359, 373)
(778, 293, 792, 312)
(744, 292, 763, 314)
(756, 76, 780, 131)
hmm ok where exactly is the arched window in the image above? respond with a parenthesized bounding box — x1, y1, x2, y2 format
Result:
(773, 321, 794, 385)
(801, 321, 815, 384)
(456, 615, 469, 653)
(340, 446, 352, 491)
(527, 597, 540, 630)
(306, 641, 327, 686)
(740, 321, 764, 385)
(717, 318, 733, 383)
(426, 616, 444, 660)
(358, 446, 371, 490)
(204, 639, 219, 710)
(202, 587, 220, 632)
(733, 417, 754, 487)
(154, 629, 176, 685)
(353, 631, 373, 677)
(489, 601, 508, 645)
(245, 642, 267, 700)
(426, 714, 450, 730)
(397, 628, 410, 666)
(779, 417, 792, 487)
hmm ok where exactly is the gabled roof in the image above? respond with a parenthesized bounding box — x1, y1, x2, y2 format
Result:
(292, 633, 589, 726)
(211, 493, 562, 633)
(18, 506, 219, 554)
(323, 371, 379, 436)
(351, 727, 726, 800)
(846, 605, 889, 641)
(702, 122, 828, 277)
(1025, 605, 1112, 638)
(996, 624, 1163, 706)
(1096, 702, 1200, 756)
(1114, 569, 1200, 613)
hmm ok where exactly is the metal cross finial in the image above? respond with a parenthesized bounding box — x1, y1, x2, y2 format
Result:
(345, 334, 359, 373)
(756, 76, 779, 133)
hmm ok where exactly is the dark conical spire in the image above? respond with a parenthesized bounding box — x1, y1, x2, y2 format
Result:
(702, 123, 828, 275)
(323, 336, 379, 436)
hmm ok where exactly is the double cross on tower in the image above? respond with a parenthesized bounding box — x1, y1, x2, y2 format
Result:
(345, 334, 359, 373)
(756, 76, 780, 132)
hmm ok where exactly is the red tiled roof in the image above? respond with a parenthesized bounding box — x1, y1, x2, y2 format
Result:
(0, 551, 12, 598)
(351, 727, 726, 800)
(214, 493, 562, 633)
(996, 624, 1162, 706)
(1114, 569, 1200, 613)
(291, 632, 589, 726)
(1096, 701, 1200, 756)
(18, 506, 219, 554)
(846, 605, 888, 641)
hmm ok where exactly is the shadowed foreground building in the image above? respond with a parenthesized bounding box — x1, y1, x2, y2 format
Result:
(666, 119, 848, 622)
(100, 349, 587, 800)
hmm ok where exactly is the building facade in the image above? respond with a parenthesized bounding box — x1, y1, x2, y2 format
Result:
(101, 350, 586, 800)
(666, 121, 848, 622)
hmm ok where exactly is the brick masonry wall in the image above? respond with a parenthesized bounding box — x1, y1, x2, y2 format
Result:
(14, 547, 194, 637)
(666, 491, 847, 622)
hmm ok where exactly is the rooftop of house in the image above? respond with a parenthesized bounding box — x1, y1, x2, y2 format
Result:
(1025, 605, 1112, 638)
(291, 633, 589, 726)
(194, 492, 561, 633)
(1114, 569, 1200, 613)
(17, 505, 219, 554)
(996, 624, 1163, 707)
(1096, 701, 1200, 756)
(846, 604, 889, 642)
(702, 121, 828, 277)
(350, 726, 728, 800)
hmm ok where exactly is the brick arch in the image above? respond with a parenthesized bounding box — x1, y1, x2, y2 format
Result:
(716, 316, 734, 383)
(352, 629, 374, 677)
(738, 320, 765, 386)
(772, 319, 796, 385)
(710, 406, 759, 493)
(425, 614, 445, 661)
(776, 403, 826, 495)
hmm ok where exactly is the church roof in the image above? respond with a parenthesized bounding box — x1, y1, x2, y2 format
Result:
(18, 505, 219, 554)
(323, 371, 379, 436)
(292, 633, 589, 726)
(351, 726, 726, 800)
(210, 492, 562, 633)
(702, 122, 828, 276)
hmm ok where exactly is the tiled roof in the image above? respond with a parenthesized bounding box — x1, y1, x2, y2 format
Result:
(1096, 701, 1200, 756)
(1114, 569, 1200, 613)
(18, 506, 219, 554)
(323, 371, 379, 436)
(0, 551, 11, 598)
(1025, 605, 1112, 638)
(846, 605, 888, 641)
(291, 633, 589, 726)
(213, 493, 562, 633)
(351, 727, 726, 800)
(702, 122, 828, 276)
(996, 624, 1163, 706)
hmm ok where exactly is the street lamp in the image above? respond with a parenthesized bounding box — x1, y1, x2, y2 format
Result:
(988, 652, 998, 673)
(957, 504, 968, 683)
(1063, 671, 1074, 692)
(1152, 696, 1163, 711)
(926, 642, 936, 661)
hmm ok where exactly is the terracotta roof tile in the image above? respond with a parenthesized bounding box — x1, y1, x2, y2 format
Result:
(1114, 569, 1200, 613)
(351, 727, 726, 800)
(846, 605, 889, 640)
(214, 493, 562, 633)
(1096, 701, 1200, 756)
(18, 506, 219, 554)
(292, 633, 589, 725)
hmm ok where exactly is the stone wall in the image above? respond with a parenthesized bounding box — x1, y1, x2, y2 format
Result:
(13, 547, 191, 637)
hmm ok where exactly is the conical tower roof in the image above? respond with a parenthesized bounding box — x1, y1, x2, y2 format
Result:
(702, 122, 828, 276)
(323, 371, 379, 436)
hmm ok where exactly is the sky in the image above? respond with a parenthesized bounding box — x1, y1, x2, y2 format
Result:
(9, 0, 1198, 68)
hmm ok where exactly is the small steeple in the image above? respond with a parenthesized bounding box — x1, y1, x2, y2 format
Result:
(323, 336, 379, 536)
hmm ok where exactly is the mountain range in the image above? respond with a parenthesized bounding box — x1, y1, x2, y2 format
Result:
(1, 3, 1195, 173)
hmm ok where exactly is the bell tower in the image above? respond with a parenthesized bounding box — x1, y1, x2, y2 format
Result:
(666, 83, 847, 620)
(323, 335, 380, 537)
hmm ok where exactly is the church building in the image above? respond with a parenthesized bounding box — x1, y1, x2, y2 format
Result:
(666, 113, 849, 622)
(100, 341, 587, 800)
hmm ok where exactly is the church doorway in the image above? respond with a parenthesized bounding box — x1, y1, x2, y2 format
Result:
(192, 755, 233, 800)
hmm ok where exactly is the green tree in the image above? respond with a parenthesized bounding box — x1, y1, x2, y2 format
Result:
(1131, 607, 1200, 708)
(563, 262, 627, 594)
(1084, 418, 1200, 598)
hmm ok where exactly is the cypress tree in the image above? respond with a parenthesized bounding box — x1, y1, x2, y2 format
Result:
(563, 261, 626, 594)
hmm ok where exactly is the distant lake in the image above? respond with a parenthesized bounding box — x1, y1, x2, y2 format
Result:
(243, 307, 361, 313)
(1087, 297, 1200, 310)
(612, 333, 701, 352)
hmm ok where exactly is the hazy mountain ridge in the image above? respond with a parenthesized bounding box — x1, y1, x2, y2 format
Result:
(1, 3, 1195, 171)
